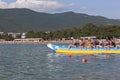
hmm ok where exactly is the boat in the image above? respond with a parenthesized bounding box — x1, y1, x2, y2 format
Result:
(47, 43, 120, 54)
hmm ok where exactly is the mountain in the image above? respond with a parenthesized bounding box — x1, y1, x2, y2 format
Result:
(0, 8, 120, 32)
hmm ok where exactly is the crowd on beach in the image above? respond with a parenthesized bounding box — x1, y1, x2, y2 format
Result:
(68, 37, 120, 49)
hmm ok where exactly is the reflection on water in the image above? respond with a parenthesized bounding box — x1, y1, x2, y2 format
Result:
(0, 44, 120, 80)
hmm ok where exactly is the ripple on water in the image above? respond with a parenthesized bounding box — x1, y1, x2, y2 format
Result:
(0, 44, 120, 80)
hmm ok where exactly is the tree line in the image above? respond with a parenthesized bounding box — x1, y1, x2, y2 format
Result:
(1, 23, 120, 41)
(26, 23, 120, 40)
(0, 34, 14, 41)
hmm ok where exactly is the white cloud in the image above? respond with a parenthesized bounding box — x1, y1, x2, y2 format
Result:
(0, 0, 8, 8)
(80, 6, 87, 11)
(0, 0, 72, 12)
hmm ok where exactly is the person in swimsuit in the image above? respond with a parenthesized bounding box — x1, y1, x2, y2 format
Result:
(79, 39, 85, 49)
(85, 39, 93, 48)
(109, 38, 116, 47)
(68, 38, 80, 49)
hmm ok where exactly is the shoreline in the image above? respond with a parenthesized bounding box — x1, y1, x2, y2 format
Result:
(0, 41, 70, 44)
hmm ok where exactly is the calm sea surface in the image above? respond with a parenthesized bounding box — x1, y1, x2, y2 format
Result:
(0, 44, 120, 80)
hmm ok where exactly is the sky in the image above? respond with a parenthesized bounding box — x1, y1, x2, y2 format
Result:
(0, 0, 120, 19)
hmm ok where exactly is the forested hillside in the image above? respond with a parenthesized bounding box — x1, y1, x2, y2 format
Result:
(0, 8, 120, 32)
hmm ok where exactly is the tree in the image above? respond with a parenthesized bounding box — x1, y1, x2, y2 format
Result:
(26, 30, 36, 38)
(82, 23, 98, 36)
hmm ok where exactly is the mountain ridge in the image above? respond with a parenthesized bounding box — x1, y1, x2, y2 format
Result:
(0, 8, 120, 32)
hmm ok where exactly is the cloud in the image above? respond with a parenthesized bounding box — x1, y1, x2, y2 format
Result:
(0, 0, 8, 8)
(0, 0, 72, 12)
(80, 6, 87, 11)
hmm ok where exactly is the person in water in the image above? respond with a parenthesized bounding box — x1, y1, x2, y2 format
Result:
(68, 38, 80, 49)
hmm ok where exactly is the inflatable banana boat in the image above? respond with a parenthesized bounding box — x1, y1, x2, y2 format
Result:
(47, 43, 120, 55)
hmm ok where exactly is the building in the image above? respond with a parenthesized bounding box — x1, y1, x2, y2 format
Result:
(0, 32, 4, 35)
(21, 33, 26, 39)
(8, 32, 21, 38)
(80, 36, 96, 40)
(14, 38, 43, 43)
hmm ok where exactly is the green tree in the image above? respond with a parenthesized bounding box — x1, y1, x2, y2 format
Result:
(82, 23, 98, 36)
(26, 30, 36, 38)
(1, 34, 14, 41)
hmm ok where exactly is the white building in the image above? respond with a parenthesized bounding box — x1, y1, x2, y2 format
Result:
(14, 38, 43, 43)
(80, 36, 96, 40)
(0, 32, 4, 35)
(21, 33, 26, 39)
(8, 32, 21, 38)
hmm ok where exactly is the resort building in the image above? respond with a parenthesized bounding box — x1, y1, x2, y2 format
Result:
(8, 32, 21, 38)
(0, 32, 4, 35)
(80, 36, 96, 40)
(14, 38, 43, 43)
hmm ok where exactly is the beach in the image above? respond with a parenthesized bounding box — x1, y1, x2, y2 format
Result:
(0, 40, 71, 44)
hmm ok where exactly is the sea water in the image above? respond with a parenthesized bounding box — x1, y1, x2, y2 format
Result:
(0, 44, 120, 80)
